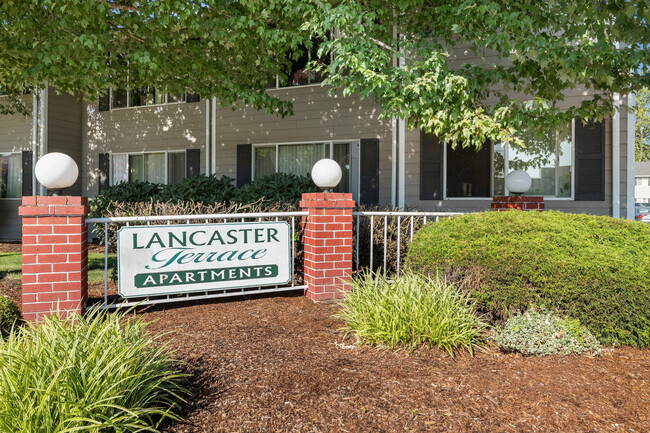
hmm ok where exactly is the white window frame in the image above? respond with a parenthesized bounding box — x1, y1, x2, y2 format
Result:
(443, 120, 575, 200)
(109, 150, 186, 185)
(251, 140, 360, 195)
(0, 151, 22, 200)
(106, 89, 194, 111)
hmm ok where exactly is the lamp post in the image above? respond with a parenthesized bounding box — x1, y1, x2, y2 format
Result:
(34, 152, 79, 196)
(505, 170, 532, 195)
(311, 158, 342, 192)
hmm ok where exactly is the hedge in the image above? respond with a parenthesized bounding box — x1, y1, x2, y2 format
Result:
(405, 211, 650, 347)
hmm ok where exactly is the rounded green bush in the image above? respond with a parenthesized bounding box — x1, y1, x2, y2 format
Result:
(405, 211, 650, 347)
(0, 296, 21, 337)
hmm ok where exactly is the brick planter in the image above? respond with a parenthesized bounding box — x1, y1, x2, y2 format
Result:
(491, 196, 545, 211)
(19, 196, 89, 322)
(300, 192, 354, 301)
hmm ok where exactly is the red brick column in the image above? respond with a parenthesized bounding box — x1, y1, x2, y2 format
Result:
(19, 196, 89, 322)
(300, 192, 354, 301)
(491, 196, 545, 211)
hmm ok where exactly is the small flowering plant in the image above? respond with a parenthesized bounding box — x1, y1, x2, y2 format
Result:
(495, 308, 601, 356)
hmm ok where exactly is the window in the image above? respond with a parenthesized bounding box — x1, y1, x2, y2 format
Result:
(267, 38, 331, 89)
(99, 89, 200, 111)
(444, 125, 573, 199)
(253, 141, 352, 193)
(110, 151, 187, 185)
(0, 153, 21, 198)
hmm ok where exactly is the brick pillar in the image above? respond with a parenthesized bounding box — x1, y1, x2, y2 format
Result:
(300, 192, 355, 302)
(19, 196, 89, 322)
(491, 196, 545, 211)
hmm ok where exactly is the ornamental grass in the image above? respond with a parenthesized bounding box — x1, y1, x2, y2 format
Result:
(336, 272, 487, 355)
(0, 309, 187, 433)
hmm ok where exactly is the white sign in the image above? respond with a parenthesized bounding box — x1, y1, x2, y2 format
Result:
(117, 222, 291, 297)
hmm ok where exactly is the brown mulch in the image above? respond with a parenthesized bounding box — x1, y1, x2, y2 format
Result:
(1, 242, 649, 432)
(141, 296, 650, 433)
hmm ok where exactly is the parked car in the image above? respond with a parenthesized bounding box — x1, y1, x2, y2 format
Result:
(635, 203, 650, 223)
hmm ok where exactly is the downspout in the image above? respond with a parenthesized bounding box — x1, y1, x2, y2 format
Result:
(38, 84, 49, 196)
(31, 90, 38, 195)
(205, 98, 211, 176)
(211, 97, 217, 175)
(627, 93, 636, 219)
(390, 25, 398, 208)
(612, 92, 620, 218)
(397, 49, 406, 209)
(391, 117, 397, 207)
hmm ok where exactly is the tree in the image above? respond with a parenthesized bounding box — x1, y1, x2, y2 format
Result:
(1, 1, 648, 147)
(636, 88, 650, 162)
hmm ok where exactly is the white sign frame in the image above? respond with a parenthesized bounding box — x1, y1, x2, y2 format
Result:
(117, 221, 292, 298)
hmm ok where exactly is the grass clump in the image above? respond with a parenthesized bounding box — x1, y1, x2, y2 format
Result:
(406, 211, 650, 347)
(0, 296, 20, 337)
(0, 309, 187, 432)
(336, 272, 487, 355)
(495, 309, 601, 356)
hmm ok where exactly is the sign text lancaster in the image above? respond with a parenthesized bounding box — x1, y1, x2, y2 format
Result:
(117, 222, 291, 297)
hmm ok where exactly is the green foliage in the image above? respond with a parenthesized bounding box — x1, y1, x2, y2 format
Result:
(336, 272, 487, 355)
(406, 211, 650, 347)
(0, 309, 187, 432)
(0, 297, 21, 337)
(0, 252, 21, 280)
(495, 309, 601, 356)
(232, 172, 319, 205)
(635, 87, 650, 162)
(88, 180, 164, 220)
(163, 174, 236, 204)
(1, 2, 647, 146)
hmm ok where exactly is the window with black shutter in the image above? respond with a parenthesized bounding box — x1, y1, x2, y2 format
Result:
(575, 118, 606, 201)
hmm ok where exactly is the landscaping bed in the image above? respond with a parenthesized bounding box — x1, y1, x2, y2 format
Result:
(1, 242, 649, 432)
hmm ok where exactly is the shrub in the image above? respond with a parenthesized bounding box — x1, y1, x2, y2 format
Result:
(0, 309, 187, 432)
(336, 272, 487, 355)
(232, 172, 319, 205)
(406, 210, 650, 347)
(161, 174, 236, 204)
(0, 296, 20, 337)
(495, 308, 601, 356)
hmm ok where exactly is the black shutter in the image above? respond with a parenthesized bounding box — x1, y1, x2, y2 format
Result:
(359, 138, 379, 205)
(575, 118, 605, 201)
(186, 93, 201, 103)
(420, 132, 443, 200)
(98, 153, 110, 193)
(236, 144, 252, 187)
(186, 149, 201, 177)
(98, 91, 110, 111)
(21, 151, 32, 196)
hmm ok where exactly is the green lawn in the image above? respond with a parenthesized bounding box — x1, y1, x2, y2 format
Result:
(0, 252, 116, 284)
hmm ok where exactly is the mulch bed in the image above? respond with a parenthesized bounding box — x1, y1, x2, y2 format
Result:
(1, 242, 649, 432)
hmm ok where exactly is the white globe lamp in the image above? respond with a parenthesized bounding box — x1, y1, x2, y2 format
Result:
(311, 159, 342, 192)
(505, 170, 532, 195)
(35, 152, 79, 195)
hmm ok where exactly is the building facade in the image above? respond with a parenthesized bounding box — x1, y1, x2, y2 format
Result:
(635, 162, 650, 204)
(0, 80, 638, 241)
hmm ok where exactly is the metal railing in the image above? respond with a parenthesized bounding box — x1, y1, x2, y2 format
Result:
(86, 211, 308, 309)
(352, 211, 462, 277)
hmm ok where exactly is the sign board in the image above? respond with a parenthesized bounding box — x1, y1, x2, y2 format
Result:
(117, 222, 291, 298)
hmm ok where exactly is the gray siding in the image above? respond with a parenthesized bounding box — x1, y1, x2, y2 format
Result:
(82, 100, 207, 196)
(48, 91, 83, 196)
(0, 94, 33, 240)
(214, 86, 392, 204)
